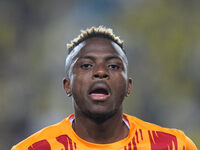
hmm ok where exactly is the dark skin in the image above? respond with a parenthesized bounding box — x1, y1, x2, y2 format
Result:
(63, 37, 132, 144)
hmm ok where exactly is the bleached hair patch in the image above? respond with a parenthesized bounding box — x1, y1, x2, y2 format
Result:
(66, 26, 124, 53)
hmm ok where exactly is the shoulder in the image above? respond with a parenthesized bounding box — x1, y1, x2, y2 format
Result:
(11, 116, 71, 150)
(124, 114, 197, 149)
(125, 113, 184, 134)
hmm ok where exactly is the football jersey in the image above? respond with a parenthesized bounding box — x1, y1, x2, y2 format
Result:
(12, 114, 197, 150)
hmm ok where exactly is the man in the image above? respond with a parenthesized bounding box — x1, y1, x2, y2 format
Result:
(12, 26, 197, 149)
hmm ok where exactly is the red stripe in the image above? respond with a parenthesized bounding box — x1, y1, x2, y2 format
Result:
(67, 136, 73, 150)
(128, 142, 132, 150)
(148, 131, 153, 144)
(148, 131, 178, 150)
(56, 135, 69, 150)
(139, 129, 143, 140)
(135, 130, 139, 143)
(132, 137, 137, 150)
(56, 135, 75, 150)
(152, 131, 157, 143)
(28, 147, 33, 150)
(124, 146, 127, 150)
(74, 142, 76, 149)
(28, 140, 51, 150)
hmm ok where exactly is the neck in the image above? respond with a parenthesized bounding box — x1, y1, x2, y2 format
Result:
(73, 110, 129, 144)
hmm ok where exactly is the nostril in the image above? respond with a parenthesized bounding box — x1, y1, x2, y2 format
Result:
(93, 73, 109, 79)
(103, 74, 108, 78)
(94, 74, 99, 78)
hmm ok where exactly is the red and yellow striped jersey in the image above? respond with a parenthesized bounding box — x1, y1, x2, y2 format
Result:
(12, 114, 197, 150)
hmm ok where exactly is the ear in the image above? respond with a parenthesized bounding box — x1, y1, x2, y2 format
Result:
(126, 78, 132, 96)
(63, 78, 72, 96)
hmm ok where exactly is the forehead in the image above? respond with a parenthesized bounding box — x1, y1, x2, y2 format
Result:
(77, 37, 124, 57)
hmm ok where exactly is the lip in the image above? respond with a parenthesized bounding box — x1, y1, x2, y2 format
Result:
(88, 81, 111, 101)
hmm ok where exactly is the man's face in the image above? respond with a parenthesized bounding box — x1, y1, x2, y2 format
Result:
(63, 37, 132, 121)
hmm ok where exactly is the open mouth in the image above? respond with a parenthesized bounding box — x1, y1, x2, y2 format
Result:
(89, 83, 110, 100)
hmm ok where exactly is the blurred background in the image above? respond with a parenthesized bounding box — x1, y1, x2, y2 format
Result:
(0, 0, 200, 149)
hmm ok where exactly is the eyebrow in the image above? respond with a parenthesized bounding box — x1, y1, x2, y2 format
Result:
(79, 55, 122, 61)
(105, 56, 122, 61)
(79, 56, 95, 61)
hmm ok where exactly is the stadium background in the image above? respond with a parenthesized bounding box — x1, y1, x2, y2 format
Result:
(0, 0, 199, 149)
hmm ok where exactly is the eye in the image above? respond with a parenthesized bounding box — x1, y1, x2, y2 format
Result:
(80, 64, 93, 70)
(108, 64, 120, 70)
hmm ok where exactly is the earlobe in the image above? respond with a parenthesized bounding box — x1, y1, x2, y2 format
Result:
(126, 78, 132, 97)
(63, 78, 72, 97)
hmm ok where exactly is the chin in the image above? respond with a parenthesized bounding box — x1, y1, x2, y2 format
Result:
(83, 109, 117, 124)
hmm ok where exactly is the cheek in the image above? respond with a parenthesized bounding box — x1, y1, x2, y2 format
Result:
(71, 73, 91, 92)
(70, 65, 91, 88)
(122, 72, 129, 89)
(111, 73, 128, 92)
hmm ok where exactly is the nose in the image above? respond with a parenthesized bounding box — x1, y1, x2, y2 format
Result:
(93, 65, 109, 79)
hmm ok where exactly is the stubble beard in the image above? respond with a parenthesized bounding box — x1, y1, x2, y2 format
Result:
(83, 108, 119, 124)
